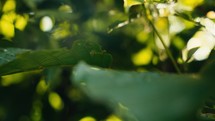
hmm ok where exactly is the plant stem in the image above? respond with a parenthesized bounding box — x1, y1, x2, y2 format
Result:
(149, 20, 181, 74)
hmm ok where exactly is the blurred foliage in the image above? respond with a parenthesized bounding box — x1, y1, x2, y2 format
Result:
(73, 62, 210, 121)
(0, 0, 215, 121)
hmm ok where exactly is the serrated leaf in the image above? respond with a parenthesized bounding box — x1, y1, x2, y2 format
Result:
(0, 40, 112, 76)
(73, 62, 209, 121)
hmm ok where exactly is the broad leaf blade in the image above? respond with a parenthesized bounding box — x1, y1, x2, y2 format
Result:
(73, 63, 208, 121)
(0, 40, 112, 76)
(0, 48, 29, 65)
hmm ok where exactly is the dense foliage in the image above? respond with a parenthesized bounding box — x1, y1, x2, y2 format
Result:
(0, 0, 215, 121)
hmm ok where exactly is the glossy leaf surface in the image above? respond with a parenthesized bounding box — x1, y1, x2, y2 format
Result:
(73, 63, 209, 121)
(0, 40, 112, 76)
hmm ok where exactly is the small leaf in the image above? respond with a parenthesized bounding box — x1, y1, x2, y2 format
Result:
(108, 20, 129, 33)
(73, 62, 209, 121)
(0, 40, 112, 76)
(186, 47, 199, 62)
(175, 12, 194, 23)
(124, 0, 143, 12)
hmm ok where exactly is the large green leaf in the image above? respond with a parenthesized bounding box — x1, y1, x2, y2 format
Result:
(73, 62, 210, 121)
(0, 40, 112, 76)
(0, 48, 29, 65)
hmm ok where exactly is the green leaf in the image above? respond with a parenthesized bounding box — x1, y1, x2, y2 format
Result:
(23, 0, 37, 10)
(0, 40, 112, 76)
(73, 62, 209, 121)
(186, 47, 199, 62)
(35, 10, 77, 21)
(0, 48, 29, 65)
(200, 113, 215, 121)
(108, 20, 129, 33)
(124, 0, 143, 12)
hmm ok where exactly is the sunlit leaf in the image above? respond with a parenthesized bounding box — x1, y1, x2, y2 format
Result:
(52, 21, 72, 39)
(15, 14, 28, 31)
(35, 10, 77, 21)
(73, 62, 210, 121)
(132, 48, 153, 65)
(48, 92, 64, 111)
(179, 0, 203, 10)
(59, 4, 73, 13)
(123, 0, 143, 11)
(106, 115, 122, 121)
(0, 40, 112, 76)
(128, 4, 144, 19)
(1, 12, 16, 23)
(2, 0, 16, 12)
(79, 116, 96, 121)
(0, 19, 15, 38)
(36, 79, 48, 95)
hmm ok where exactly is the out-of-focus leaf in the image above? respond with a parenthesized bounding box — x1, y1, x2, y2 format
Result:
(200, 113, 215, 121)
(0, 40, 112, 76)
(108, 20, 129, 33)
(200, 59, 215, 82)
(124, 0, 143, 11)
(175, 12, 195, 24)
(23, 0, 37, 10)
(35, 10, 77, 21)
(0, 48, 29, 65)
(73, 62, 210, 121)
(128, 4, 144, 20)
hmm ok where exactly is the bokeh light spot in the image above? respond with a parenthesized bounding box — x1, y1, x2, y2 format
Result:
(40, 16, 54, 32)
(36, 79, 48, 95)
(132, 48, 153, 66)
(48, 92, 64, 111)
(2, 0, 16, 12)
(106, 115, 122, 121)
(59, 4, 73, 13)
(79, 116, 96, 121)
(207, 11, 215, 19)
(15, 14, 28, 31)
(0, 19, 14, 38)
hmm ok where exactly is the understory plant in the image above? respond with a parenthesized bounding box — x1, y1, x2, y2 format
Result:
(0, 0, 215, 121)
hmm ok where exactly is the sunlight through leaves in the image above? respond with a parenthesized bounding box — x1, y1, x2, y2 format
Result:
(48, 92, 64, 111)
(79, 116, 96, 121)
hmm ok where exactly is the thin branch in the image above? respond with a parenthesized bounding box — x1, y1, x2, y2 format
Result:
(149, 20, 181, 73)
